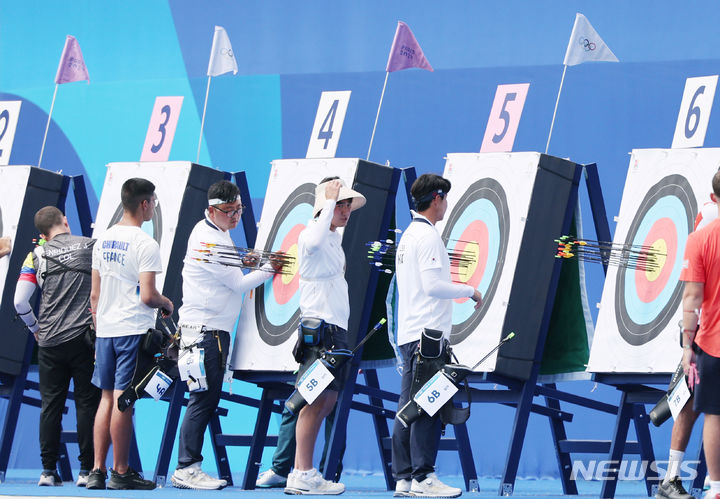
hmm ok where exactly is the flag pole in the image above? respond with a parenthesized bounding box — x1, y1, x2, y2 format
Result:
(367, 71, 389, 161)
(545, 64, 568, 154)
(38, 84, 59, 168)
(196, 75, 212, 164)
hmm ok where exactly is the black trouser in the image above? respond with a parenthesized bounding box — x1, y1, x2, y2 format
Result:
(391, 341, 442, 483)
(38, 332, 100, 471)
(178, 330, 230, 468)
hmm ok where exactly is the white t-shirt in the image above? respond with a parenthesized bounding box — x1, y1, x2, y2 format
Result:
(178, 215, 272, 341)
(298, 199, 349, 330)
(92, 225, 163, 337)
(395, 213, 473, 346)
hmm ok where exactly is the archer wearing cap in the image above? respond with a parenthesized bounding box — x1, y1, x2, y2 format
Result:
(284, 177, 365, 495)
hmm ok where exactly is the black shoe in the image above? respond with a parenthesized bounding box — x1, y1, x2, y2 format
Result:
(107, 467, 156, 490)
(86, 468, 107, 490)
(655, 476, 692, 499)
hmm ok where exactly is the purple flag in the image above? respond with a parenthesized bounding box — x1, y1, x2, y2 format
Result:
(54, 35, 89, 84)
(385, 21, 433, 73)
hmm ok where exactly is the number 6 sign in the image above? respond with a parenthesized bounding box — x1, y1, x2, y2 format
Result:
(141, 96, 184, 162)
(306, 91, 351, 159)
(672, 75, 718, 149)
(480, 83, 530, 153)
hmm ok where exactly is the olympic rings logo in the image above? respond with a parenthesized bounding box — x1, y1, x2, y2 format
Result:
(220, 47, 234, 57)
(578, 37, 596, 51)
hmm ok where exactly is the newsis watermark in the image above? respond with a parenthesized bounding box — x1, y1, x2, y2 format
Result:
(570, 460, 699, 481)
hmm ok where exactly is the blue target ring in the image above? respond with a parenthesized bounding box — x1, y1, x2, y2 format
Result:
(622, 196, 688, 325)
(448, 198, 500, 325)
(441, 177, 509, 345)
(615, 174, 694, 346)
(256, 182, 315, 346)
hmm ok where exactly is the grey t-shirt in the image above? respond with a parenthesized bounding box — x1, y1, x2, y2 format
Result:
(33, 233, 95, 347)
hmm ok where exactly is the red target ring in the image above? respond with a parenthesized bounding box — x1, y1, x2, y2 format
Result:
(453, 220, 488, 305)
(634, 217, 676, 304)
(272, 223, 303, 305)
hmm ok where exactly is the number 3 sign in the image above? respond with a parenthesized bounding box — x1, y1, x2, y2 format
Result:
(480, 83, 530, 153)
(672, 75, 718, 149)
(306, 91, 351, 159)
(141, 96, 184, 161)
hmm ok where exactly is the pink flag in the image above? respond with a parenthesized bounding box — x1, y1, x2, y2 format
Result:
(54, 35, 89, 84)
(385, 21, 433, 73)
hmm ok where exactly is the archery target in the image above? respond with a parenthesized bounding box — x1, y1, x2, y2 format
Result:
(588, 148, 720, 373)
(0, 166, 31, 308)
(254, 182, 314, 345)
(231, 158, 359, 372)
(93, 162, 191, 293)
(436, 152, 539, 371)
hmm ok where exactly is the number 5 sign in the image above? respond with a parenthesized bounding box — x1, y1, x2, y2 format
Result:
(480, 83, 530, 153)
(672, 75, 718, 149)
(306, 91, 351, 159)
(141, 96, 184, 161)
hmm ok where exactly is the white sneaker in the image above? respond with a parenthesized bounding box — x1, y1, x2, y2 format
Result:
(284, 468, 345, 495)
(38, 470, 62, 486)
(410, 473, 462, 498)
(257, 469, 287, 488)
(76, 471, 89, 487)
(394, 478, 412, 497)
(171, 462, 227, 490)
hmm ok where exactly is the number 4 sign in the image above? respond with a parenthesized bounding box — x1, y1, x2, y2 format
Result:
(141, 96, 184, 162)
(306, 91, 351, 159)
(672, 75, 718, 149)
(480, 83, 530, 153)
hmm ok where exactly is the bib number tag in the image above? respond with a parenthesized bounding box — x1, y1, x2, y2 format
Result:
(297, 359, 334, 405)
(414, 371, 458, 417)
(668, 373, 691, 420)
(144, 368, 173, 401)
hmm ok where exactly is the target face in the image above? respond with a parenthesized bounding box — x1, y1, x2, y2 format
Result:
(108, 200, 163, 244)
(614, 174, 693, 345)
(255, 182, 314, 346)
(230, 157, 360, 372)
(441, 177, 510, 344)
(588, 148, 720, 374)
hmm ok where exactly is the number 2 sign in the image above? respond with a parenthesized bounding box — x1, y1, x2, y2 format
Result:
(672, 75, 718, 149)
(0, 101, 21, 166)
(306, 91, 351, 159)
(141, 96, 184, 162)
(480, 83, 530, 153)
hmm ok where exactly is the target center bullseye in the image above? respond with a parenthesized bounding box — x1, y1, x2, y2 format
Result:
(644, 239, 667, 282)
(456, 243, 479, 283)
(281, 244, 299, 285)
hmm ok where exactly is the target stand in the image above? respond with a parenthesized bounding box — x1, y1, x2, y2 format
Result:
(572, 148, 720, 498)
(388, 152, 609, 496)
(0, 167, 137, 482)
